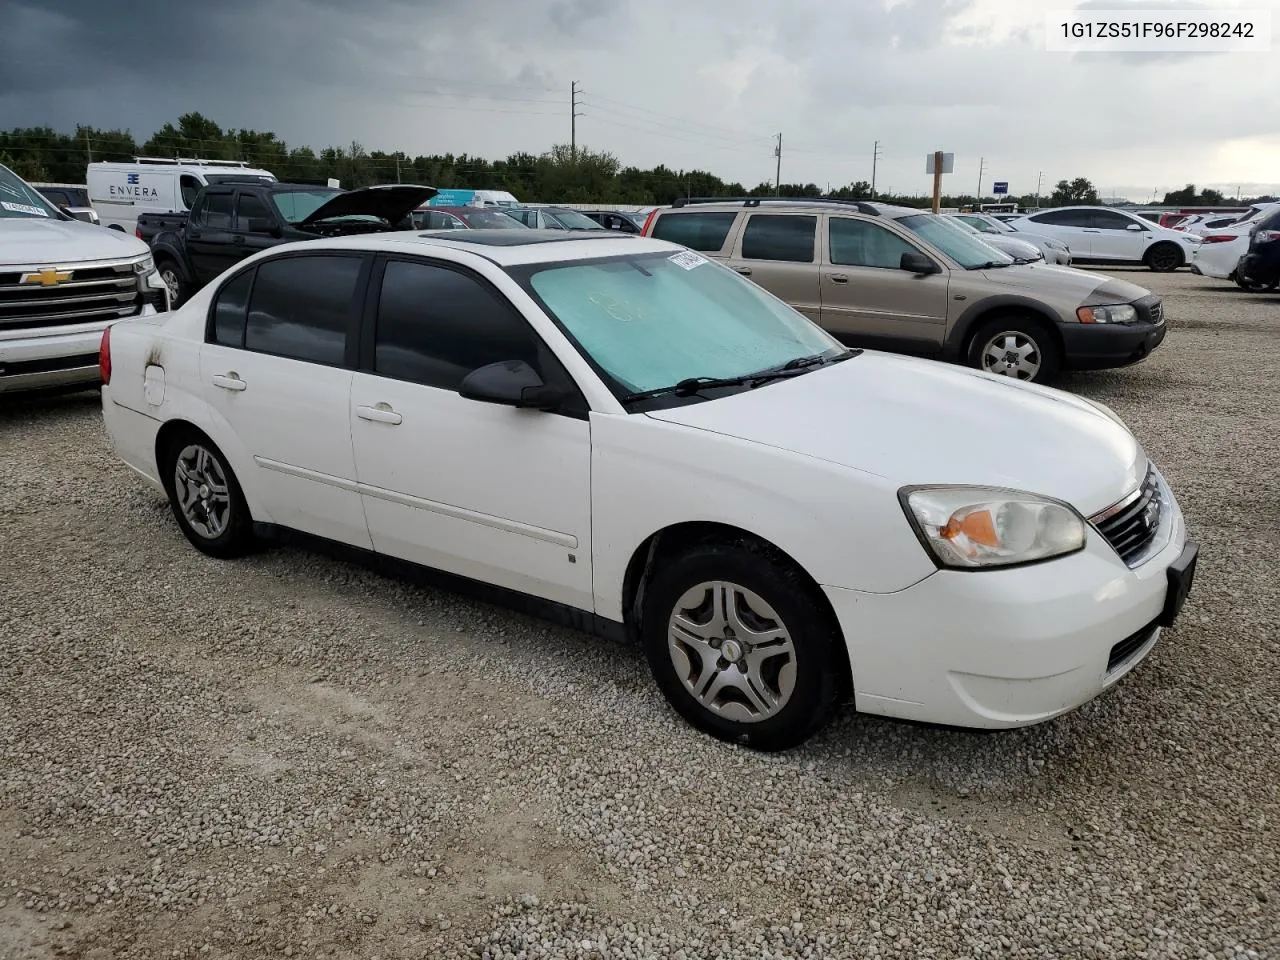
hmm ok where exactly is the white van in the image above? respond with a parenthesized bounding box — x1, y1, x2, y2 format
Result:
(87, 158, 276, 233)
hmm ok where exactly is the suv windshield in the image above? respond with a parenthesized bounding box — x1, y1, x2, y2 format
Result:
(0, 165, 62, 220)
(464, 209, 527, 229)
(897, 213, 1014, 268)
(270, 188, 344, 224)
(516, 251, 845, 400)
(549, 210, 606, 230)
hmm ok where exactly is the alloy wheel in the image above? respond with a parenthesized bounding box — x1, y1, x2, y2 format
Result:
(980, 331, 1042, 380)
(174, 443, 232, 539)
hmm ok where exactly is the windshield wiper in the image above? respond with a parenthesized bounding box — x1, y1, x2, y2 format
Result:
(620, 349, 859, 404)
(966, 260, 1013, 270)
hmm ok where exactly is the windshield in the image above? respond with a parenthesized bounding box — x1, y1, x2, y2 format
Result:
(463, 210, 527, 229)
(549, 210, 606, 230)
(0, 165, 63, 220)
(897, 213, 1014, 268)
(271, 188, 344, 223)
(518, 251, 844, 399)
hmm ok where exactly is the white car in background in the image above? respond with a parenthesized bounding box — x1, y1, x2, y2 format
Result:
(1190, 203, 1280, 290)
(941, 215, 1044, 262)
(98, 229, 1198, 750)
(949, 212, 1072, 265)
(1008, 206, 1202, 272)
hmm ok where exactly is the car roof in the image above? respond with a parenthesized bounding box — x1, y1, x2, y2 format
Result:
(654, 198, 929, 220)
(281, 230, 675, 264)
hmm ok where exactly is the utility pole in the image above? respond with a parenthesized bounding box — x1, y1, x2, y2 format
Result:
(570, 81, 584, 162)
(85, 128, 92, 163)
(871, 140, 883, 198)
(395, 155, 401, 183)
(774, 133, 782, 196)
(1035, 170, 1043, 207)
(976, 156, 985, 202)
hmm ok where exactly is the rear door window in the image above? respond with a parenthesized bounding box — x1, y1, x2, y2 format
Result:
(650, 211, 739, 253)
(243, 255, 365, 365)
(1027, 209, 1093, 228)
(740, 214, 816, 263)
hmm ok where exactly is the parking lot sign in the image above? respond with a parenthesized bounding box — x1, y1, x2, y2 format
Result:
(993, 181, 1009, 195)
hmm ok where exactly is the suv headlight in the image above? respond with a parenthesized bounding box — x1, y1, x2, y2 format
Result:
(1076, 303, 1137, 324)
(132, 254, 156, 275)
(899, 486, 1086, 569)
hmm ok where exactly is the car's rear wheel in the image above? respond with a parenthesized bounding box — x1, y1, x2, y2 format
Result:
(1236, 274, 1278, 292)
(967, 317, 1061, 383)
(1145, 243, 1184, 272)
(157, 259, 187, 308)
(160, 429, 255, 558)
(640, 540, 845, 751)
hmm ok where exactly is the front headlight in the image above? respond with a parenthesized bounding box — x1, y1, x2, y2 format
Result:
(132, 254, 155, 275)
(899, 486, 1086, 569)
(1076, 303, 1138, 324)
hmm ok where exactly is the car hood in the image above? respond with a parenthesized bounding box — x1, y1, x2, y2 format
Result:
(299, 184, 438, 225)
(645, 351, 1145, 516)
(0, 215, 150, 266)
(972, 261, 1151, 303)
(982, 235, 1043, 259)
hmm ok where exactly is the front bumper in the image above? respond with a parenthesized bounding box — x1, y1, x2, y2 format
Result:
(827, 485, 1192, 728)
(0, 306, 159, 394)
(1057, 319, 1166, 371)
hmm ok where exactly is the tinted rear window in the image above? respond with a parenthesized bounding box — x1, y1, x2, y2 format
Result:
(740, 214, 816, 263)
(651, 211, 738, 252)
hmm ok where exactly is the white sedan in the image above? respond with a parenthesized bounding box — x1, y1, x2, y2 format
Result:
(948, 212, 1073, 265)
(99, 230, 1199, 750)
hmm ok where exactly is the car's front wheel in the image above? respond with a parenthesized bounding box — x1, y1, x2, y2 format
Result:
(160, 429, 255, 558)
(1145, 243, 1184, 272)
(641, 540, 845, 751)
(967, 317, 1062, 383)
(157, 259, 188, 308)
(1236, 274, 1278, 292)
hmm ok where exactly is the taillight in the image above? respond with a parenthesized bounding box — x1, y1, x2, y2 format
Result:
(135, 226, 143, 240)
(641, 209, 658, 236)
(1256, 230, 1280, 243)
(99, 325, 112, 385)
(1202, 234, 1236, 243)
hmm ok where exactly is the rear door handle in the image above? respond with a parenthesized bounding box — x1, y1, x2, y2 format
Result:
(212, 373, 246, 392)
(735, 266, 752, 276)
(188, 231, 202, 239)
(1083, 229, 1101, 233)
(357, 403, 402, 425)
(829, 274, 849, 283)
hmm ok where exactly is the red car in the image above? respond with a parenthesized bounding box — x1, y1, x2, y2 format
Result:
(411, 205, 527, 230)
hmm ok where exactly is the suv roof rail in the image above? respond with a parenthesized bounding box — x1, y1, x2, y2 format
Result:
(671, 196, 881, 215)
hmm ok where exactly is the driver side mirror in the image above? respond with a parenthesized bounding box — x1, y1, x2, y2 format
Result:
(459, 360, 564, 411)
(246, 217, 282, 237)
(900, 251, 941, 275)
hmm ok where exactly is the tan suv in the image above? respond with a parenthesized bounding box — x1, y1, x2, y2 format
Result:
(642, 199, 1168, 383)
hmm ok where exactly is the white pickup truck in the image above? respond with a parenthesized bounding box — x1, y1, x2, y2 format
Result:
(1, 162, 169, 394)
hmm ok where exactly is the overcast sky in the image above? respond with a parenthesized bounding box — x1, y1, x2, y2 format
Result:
(2, 0, 1277, 200)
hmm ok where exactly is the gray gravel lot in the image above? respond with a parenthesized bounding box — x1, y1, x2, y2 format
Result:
(1, 269, 1277, 959)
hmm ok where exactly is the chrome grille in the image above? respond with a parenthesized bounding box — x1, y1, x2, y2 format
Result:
(1090, 467, 1162, 566)
(1149, 300, 1164, 325)
(0, 262, 142, 331)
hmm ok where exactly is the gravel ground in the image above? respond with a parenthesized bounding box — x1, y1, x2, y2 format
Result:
(1, 269, 1277, 959)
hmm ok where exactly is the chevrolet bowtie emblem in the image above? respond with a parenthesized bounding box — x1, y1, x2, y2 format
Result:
(21, 268, 73, 287)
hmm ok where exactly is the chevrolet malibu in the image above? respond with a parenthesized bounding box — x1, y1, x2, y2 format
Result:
(99, 230, 1199, 750)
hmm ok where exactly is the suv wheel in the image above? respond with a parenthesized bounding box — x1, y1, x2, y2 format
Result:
(967, 317, 1061, 383)
(640, 540, 844, 751)
(1144, 243, 1184, 272)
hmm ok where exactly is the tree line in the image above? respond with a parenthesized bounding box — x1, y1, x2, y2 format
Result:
(1, 112, 1272, 210)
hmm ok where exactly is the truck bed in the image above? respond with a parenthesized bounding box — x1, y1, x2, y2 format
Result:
(136, 210, 188, 245)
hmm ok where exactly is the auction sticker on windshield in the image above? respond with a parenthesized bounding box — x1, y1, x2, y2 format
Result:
(1, 201, 48, 216)
(668, 251, 706, 270)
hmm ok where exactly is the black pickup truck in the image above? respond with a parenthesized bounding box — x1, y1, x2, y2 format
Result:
(138, 179, 435, 307)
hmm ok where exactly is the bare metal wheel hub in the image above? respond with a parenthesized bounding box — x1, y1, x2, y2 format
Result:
(174, 443, 231, 539)
(981, 331, 1042, 380)
(667, 581, 797, 723)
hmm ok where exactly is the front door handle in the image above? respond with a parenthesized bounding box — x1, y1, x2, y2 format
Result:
(233, 234, 245, 244)
(357, 403, 402, 425)
(735, 266, 752, 276)
(829, 274, 849, 283)
(212, 372, 246, 391)
(1082, 229, 1101, 233)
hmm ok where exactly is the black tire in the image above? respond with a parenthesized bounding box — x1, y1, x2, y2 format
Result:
(966, 315, 1062, 384)
(1236, 274, 1278, 292)
(640, 539, 845, 751)
(159, 429, 255, 559)
(156, 258, 188, 309)
(1144, 243, 1184, 273)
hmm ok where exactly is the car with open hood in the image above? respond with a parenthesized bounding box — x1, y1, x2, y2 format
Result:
(138, 181, 435, 307)
(98, 229, 1197, 750)
(642, 198, 1167, 383)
